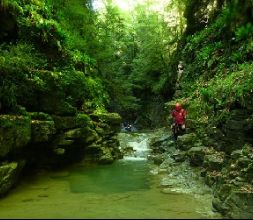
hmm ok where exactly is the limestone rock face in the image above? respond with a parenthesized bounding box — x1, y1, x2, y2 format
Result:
(0, 110, 123, 196)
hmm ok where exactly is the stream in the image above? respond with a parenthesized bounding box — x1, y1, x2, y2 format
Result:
(0, 132, 221, 219)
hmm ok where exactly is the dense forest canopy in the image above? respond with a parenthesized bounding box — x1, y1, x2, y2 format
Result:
(0, 0, 252, 127)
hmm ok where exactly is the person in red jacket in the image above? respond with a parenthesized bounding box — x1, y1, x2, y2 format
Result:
(171, 103, 187, 140)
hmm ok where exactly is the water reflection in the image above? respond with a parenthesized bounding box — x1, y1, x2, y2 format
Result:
(52, 160, 151, 194)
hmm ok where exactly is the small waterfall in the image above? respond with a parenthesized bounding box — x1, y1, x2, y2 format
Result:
(118, 133, 151, 161)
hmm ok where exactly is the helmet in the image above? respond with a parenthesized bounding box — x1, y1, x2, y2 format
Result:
(175, 103, 182, 111)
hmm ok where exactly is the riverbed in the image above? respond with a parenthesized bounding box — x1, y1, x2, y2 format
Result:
(0, 132, 221, 219)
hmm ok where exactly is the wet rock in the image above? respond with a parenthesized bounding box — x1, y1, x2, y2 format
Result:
(149, 134, 171, 149)
(98, 147, 114, 164)
(121, 146, 135, 156)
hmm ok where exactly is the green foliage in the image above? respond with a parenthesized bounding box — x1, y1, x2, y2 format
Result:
(0, 43, 46, 113)
(0, 43, 46, 73)
(0, 0, 110, 115)
(0, 79, 16, 112)
(81, 76, 109, 113)
(75, 113, 93, 128)
(235, 23, 253, 41)
(206, 64, 253, 109)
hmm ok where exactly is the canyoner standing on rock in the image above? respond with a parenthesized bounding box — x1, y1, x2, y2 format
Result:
(171, 103, 187, 141)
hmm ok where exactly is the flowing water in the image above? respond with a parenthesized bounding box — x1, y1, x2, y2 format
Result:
(0, 132, 221, 219)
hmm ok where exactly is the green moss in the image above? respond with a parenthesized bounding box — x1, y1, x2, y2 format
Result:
(0, 115, 30, 128)
(75, 113, 93, 128)
(29, 112, 53, 121)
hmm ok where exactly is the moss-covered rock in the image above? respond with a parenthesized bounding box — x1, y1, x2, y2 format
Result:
(29, 112, 53, 121)
(52, 115, 77, 130)
(75, 113, 93, 128)
(0, 161, 25, 196)
(64, 127, 99, 144)
(176, 133, 197, 151)
(187, 146, 205, 166)
(204, 154, 224, 171)
(31, 120, 56, 143)
(52, 114, 93, 131)
(98, 147, 115, 164)
(223, 190, 253, 219)
(90, 112, 122, 126)
(0, 115, 31, 158)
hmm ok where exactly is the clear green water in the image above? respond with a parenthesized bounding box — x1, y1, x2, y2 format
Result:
(64, 160, 150, 194)
(0, 158, 221, 219)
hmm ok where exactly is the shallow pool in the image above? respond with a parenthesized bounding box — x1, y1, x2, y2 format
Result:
(0, 158, 220, 219)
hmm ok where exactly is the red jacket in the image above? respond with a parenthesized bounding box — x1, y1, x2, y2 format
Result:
(172, 108, 187, 125)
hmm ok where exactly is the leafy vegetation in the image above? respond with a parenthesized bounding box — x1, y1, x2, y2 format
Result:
(0, 0, 252, 129)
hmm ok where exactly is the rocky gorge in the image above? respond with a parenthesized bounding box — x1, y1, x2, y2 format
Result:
(0, 0, 253, 218)
(0, 110, 123, 197)
(148, 119, 253, 219)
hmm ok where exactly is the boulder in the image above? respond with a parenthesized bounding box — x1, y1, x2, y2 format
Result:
(224, 190, 253, 219)
(149, 154, 166, 165)
(204, 154, 224, 171)
(176, 133, 197, 151)
(64, 127, 98, 144)
(0, 161, 25, 196)
(90, 112, 122, 130)
(187, 146, 205, 166)
(98, 147, 114, 164)
(171, 150, 187, 162)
